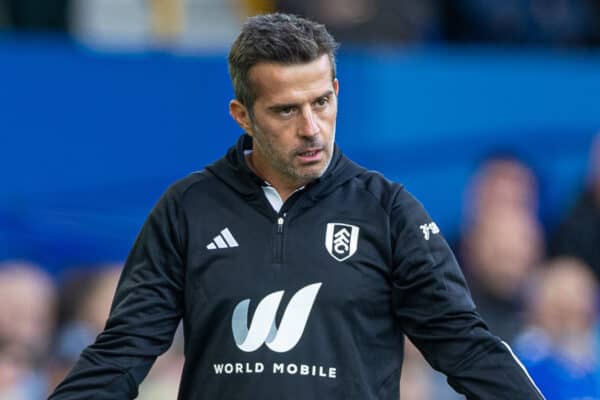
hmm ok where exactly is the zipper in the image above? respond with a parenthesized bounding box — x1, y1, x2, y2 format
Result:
(273, 213, 286, 264)
(271, 188, 304, 264)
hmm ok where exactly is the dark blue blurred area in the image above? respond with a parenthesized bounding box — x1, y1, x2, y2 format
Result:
(1, 36, 599, 275)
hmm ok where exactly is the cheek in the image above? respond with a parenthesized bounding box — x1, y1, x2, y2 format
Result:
(254, 125, 291, 154)
(261, 122, 296, 145)
(321, 108, 338, 128)
(254, 115, 289, 138)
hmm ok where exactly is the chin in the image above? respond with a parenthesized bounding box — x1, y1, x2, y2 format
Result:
(300, 166, 328, 181)
(289, 157, 331, 182)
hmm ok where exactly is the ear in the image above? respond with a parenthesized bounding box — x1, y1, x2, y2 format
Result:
(333, 78, 339, 96)
(229, 99, 253, 135)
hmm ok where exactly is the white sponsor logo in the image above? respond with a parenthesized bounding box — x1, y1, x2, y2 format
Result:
(207, 227, 239, 250)
(231, 283, 321, 353)
(419, 222, 440, 240)
(325, 223, 359, 261)
(212, 362, 336, 379)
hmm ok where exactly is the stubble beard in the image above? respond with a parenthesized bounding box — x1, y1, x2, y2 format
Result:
(250, 122, 335, 186)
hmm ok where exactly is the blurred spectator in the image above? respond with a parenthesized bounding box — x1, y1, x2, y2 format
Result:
(48, 264, 122, 391)
(515, 257, 600, 398)
(551, 133, 600, 281)
(400, 340, 435, 399)
(400, 340, 464, 399)
(136, 328, 185, 400)
(0, 0, 70, 31)
(460, 155, 544, 343)
(462, 153, 539, 228)
(441, 0, 600, 47)
(0, 260, 57, 399)
(461, 209, 544, 343)
(48, 263, 184, 398)
(275, 0, 442, 44)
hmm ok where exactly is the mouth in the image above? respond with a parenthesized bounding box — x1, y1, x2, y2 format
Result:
(296, 148, 323, 163)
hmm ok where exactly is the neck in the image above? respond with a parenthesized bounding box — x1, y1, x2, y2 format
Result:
(245, 152, 304, 202)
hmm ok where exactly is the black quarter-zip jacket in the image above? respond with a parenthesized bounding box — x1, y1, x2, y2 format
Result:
(50, 135, 544, 400)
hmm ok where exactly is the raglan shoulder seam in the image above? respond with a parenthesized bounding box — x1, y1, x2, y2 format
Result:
(351, 170, 405, 219)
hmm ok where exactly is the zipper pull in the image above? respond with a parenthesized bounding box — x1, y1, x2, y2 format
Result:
(277, 216, 284, 233)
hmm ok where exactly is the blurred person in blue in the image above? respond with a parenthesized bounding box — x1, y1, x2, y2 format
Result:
(514, 257, 600, 399)
(48, 264, 184, 399)
(49, 13, 544, 399)
(551, 133, 600, 281)
(48, 265, 122, 392)
(459, 155, 544, 343)
(0, 261, 56, 399)
(400, 340, 465, 400)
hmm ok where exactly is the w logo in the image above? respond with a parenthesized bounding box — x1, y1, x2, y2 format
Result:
(231, 283, 322, 353)
(325, 223, 360, 262)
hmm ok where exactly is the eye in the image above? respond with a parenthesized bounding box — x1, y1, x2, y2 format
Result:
(315, 96, 330, 108)
(277, 106, 296, 117)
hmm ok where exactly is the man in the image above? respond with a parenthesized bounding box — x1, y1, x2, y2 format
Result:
(50, 13, 544, 399)
(0, 261, 56, 399)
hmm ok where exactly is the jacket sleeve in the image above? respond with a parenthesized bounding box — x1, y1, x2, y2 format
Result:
(49, 188, 186, 400)
(390, 188, 544, 400)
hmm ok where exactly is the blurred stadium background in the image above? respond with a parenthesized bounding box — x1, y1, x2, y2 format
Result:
(1, 0, 600, 399)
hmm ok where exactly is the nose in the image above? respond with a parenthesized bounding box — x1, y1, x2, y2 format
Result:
(299, 107, 319, 137)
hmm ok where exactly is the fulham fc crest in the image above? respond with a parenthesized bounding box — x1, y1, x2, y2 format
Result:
(325, 223, 360, 262)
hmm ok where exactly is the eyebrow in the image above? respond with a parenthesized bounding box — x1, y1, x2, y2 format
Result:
(267, 90, 335, 112)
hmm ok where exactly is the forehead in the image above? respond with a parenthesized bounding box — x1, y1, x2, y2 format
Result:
(249, 54, 334, 105)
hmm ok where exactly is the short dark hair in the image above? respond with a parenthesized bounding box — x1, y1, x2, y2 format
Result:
(228, 13, 339, 112)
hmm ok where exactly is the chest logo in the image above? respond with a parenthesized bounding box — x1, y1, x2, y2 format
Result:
(325, 223, 360, 262)
(206, 227, 239, 250)
(231, 283, 322, 353)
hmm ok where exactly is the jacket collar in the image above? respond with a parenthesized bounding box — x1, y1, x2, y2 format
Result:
(206, 134, 366, 201)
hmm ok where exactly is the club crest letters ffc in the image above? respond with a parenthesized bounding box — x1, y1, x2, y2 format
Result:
(325, 223, 360, 262)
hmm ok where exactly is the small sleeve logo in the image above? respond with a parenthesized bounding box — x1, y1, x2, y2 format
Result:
(419, 222, 440, 241)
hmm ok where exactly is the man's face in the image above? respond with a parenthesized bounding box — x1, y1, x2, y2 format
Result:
(231, 54, 339, 190)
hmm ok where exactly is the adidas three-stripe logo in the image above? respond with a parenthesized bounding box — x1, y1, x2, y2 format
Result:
(206, 228, 239, 250)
